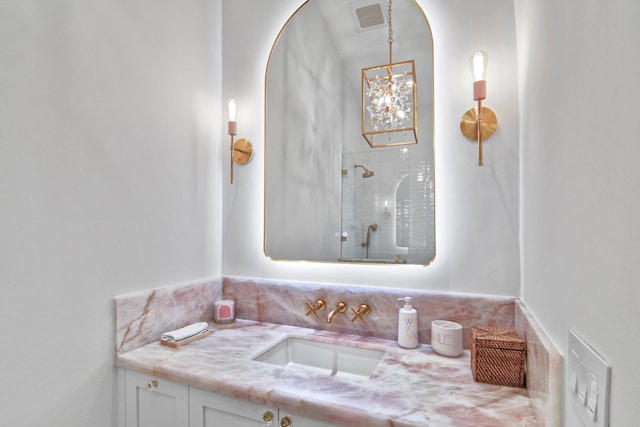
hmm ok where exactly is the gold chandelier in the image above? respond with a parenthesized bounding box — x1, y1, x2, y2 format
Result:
(362, 0, 417, 148)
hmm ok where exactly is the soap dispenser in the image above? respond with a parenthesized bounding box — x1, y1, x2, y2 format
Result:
(397, 297, 418, 349)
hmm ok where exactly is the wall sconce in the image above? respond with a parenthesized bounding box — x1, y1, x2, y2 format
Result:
(227, 99, 253, 184)
(382, 200, 391, 219)
(460, 51, 498, 166)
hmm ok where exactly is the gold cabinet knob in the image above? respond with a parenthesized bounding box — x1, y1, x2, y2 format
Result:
(262, 410, 274, 425)
(280, 416, 292, 427)
(146, 379, 158, 392)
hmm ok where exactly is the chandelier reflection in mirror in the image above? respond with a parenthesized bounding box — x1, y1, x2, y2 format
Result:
(362, 0, 417, 148)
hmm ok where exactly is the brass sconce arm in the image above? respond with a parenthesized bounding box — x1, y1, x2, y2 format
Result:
(460, 103, 497, 166)
(227, 99, 253, 183)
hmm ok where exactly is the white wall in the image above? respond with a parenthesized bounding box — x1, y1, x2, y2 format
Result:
(0, 1, 221, 425)
(515, 0, 640, 425)
(221, 0, 522, 296)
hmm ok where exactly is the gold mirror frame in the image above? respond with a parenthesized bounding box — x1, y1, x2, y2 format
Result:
(264, 0, 435, 266)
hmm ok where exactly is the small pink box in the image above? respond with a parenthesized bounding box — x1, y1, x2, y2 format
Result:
(214, 299, 235, 324)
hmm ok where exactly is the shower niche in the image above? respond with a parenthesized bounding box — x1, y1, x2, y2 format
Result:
(340, 147, 434, 264)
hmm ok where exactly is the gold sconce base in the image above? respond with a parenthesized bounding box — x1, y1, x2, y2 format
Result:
(233, 138, 253, 164)
(460, 107, 498, 141)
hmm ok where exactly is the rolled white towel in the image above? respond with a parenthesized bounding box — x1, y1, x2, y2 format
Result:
(161, 322, 209, 343)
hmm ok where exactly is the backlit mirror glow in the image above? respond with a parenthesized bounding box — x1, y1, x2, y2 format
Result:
(265, 0, 434, 265)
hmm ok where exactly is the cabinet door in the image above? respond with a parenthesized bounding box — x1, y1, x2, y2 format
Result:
(190, 387, 277, 427)
(124, 369, 189, 427)
(279, 411, 344, 427)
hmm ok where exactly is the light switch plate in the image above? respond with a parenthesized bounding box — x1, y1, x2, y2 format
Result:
(577, 362, 589, 404)
(569, 350, 580, 392)
(568, 330, 611, 427)
(587, 372, 599, 420)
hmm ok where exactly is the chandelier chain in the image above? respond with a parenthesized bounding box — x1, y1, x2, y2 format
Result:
(388, 0, 393, 45)
(387, 0, 393, 63)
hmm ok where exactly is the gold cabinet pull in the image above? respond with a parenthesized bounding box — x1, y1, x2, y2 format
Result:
(280, 416, 292, 427)
(146, 379, 158, 392)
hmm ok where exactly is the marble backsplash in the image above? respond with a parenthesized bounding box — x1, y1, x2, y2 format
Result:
(221, 276, 517, 349)
(114, 277, 221, 354)
(515, 300, 562, 427)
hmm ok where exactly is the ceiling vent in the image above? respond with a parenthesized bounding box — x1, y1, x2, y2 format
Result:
(349, 0, 386, 31)
(356, 4, 384, 28)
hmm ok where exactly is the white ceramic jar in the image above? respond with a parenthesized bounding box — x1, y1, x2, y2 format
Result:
(431, 320, 463, 357)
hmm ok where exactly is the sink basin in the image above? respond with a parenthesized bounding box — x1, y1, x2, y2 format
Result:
(252, 336, 384, 380)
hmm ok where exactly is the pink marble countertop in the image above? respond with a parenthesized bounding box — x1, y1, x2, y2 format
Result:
(116, 319, 537, 427)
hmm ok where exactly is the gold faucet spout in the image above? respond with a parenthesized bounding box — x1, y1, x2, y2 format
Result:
(327, 302, 347, 323)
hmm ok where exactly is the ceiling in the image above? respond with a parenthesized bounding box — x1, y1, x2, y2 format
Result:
(309, 0, 433, 100)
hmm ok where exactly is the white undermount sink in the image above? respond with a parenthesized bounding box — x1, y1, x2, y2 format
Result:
(252, 336, 384, 380)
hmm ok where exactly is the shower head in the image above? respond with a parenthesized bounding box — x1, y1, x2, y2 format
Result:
(354, 164, 375, 178)
(369, 223, 378, 231)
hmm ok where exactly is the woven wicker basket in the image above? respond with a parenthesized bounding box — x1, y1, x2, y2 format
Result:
(470, 326, 526, 388)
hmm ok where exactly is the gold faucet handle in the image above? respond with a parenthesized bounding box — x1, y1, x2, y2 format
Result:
(305, 300, 326, 318)
(350, 304, 370, 323)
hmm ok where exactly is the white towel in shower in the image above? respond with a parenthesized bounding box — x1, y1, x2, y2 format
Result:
(161, 322, 208, 343)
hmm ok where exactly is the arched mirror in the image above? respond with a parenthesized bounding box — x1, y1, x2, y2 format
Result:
(265, 0, 434, 265)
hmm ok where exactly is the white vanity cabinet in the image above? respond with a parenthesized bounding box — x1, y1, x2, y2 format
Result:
(122, 369, 343, 427)
(124, 369, 189, 427)
(277, 410, 344, 427)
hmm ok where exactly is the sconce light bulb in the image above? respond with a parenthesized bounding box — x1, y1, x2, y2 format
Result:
(227, 99, 237, 122)
(471, 51, 488, 82)
(227, 99, 238, 136)
(470, 51, 488, 101)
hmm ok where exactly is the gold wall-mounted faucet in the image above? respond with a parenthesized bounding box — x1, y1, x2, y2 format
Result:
(326, 301, 347, 323)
